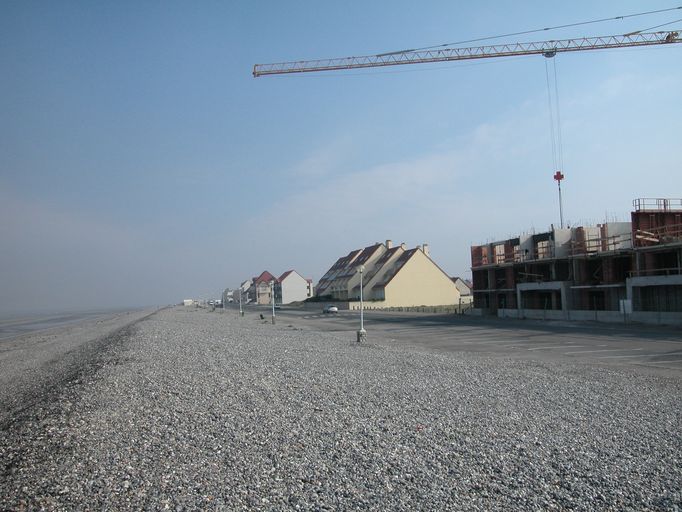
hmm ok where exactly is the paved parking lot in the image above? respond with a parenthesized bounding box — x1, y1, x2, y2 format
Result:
(270, 307, 682, 376)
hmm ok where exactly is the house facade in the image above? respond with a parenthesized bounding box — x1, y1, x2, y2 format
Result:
(250, 271, 277, 305)
(275, 270, 314, 304)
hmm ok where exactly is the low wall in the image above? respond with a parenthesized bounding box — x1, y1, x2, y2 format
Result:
(630, 311, 682, 326)
(298, 302, 351, 312)
(497, 308, 682, 326)
(348, 301, 472, 314)
(299, 301, 471, 314)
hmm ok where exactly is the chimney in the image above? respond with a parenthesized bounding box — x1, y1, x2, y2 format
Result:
(385, 239, 393, 249)
(422, 243, 430, 256)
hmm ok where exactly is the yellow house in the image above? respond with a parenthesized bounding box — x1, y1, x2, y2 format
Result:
(316, 240, 461, 308)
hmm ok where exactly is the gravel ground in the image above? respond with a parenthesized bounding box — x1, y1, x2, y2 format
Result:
(1, 307, 680, 511)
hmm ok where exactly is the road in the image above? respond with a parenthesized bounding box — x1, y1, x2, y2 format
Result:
(252, 306, 682, 376)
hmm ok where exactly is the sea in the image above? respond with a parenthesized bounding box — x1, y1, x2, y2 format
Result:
(0, 307, 147, 340)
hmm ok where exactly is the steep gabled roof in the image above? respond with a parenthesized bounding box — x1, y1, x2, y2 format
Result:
(372, 249, 419, 289)
(451, 276, 472, 285)
(278, 270, 295, 282)
(368, 246, 401, 272)
(279, 270, 309, 282)
(354, 243, 383, 266)
(337, 243, 383, 279)
(451, 276, 473, 292)
(254, 270, 277, 284)
(316, 249, 363, 295)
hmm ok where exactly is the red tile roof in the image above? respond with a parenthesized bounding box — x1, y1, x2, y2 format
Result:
(278, 270, 311, 283)
(254, 270, 277, 284)
(278, 270, 295, 282)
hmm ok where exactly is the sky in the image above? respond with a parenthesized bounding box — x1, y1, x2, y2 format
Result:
(1, 1, 681, 314)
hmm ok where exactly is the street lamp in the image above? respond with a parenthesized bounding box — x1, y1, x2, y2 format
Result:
(270, 280, 276, 325)
(239, 289, 244, 317)
(356, 265, 366, 343)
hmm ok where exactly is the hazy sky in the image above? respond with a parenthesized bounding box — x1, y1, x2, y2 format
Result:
(2, 1, 681, 313)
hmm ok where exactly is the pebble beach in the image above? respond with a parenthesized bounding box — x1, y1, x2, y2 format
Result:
(1, 307, 680, 511)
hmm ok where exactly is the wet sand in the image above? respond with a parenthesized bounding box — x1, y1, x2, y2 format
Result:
(0, 308, 158, 427)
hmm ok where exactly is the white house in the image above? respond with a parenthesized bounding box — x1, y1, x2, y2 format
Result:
(275, 270, 313, 304)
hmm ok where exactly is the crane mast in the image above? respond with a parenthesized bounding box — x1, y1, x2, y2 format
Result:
(253, 31, 680, 77)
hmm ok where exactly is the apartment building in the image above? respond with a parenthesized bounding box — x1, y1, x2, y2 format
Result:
(629, 198, 682, 313)
(316, 240, 461, 308)
(470, 198, 682, 324)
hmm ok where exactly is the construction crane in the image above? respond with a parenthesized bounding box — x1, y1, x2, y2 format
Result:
(253, 31, 680, 77)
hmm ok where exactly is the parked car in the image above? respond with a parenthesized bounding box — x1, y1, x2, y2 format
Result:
(323, 305, 339, 314)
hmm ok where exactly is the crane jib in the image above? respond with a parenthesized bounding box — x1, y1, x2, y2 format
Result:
(253, 31, 681, 77)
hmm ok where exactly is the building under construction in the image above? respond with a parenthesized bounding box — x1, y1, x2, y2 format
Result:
(470, 198, 682, 325)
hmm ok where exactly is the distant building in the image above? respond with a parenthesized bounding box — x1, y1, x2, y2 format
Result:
(451, 277, 474, 304)
(250, 271, 277, 305)
(274, 270, 314, 304)
(470, 198, 682, 324)
(316, 240, 461, 308)
(238, 279, 253, 303)
(222, 289, 234, 304)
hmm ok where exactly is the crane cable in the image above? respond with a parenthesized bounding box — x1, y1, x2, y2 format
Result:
(544, 55, 566, 228)
(625, 16, 682, 35)
(544, 56, 564, 177)
(552, 57, 564, 171)
(377, 5, 682, 57)
(545, 59, 558, 174)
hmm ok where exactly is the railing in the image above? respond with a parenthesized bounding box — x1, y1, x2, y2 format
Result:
(633, 198, 682, 212)
(628, 267, 682, 278)
(518, 272, 546, 283)
(472, 245, 555, 266)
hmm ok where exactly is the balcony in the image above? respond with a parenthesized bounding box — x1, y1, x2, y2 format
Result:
(633, 198, 682, 212)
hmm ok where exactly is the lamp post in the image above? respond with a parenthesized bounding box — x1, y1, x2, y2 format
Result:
(356, 265, 366, 343)
(270, 280, 276, 325)
(239, 289, 244, 317)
